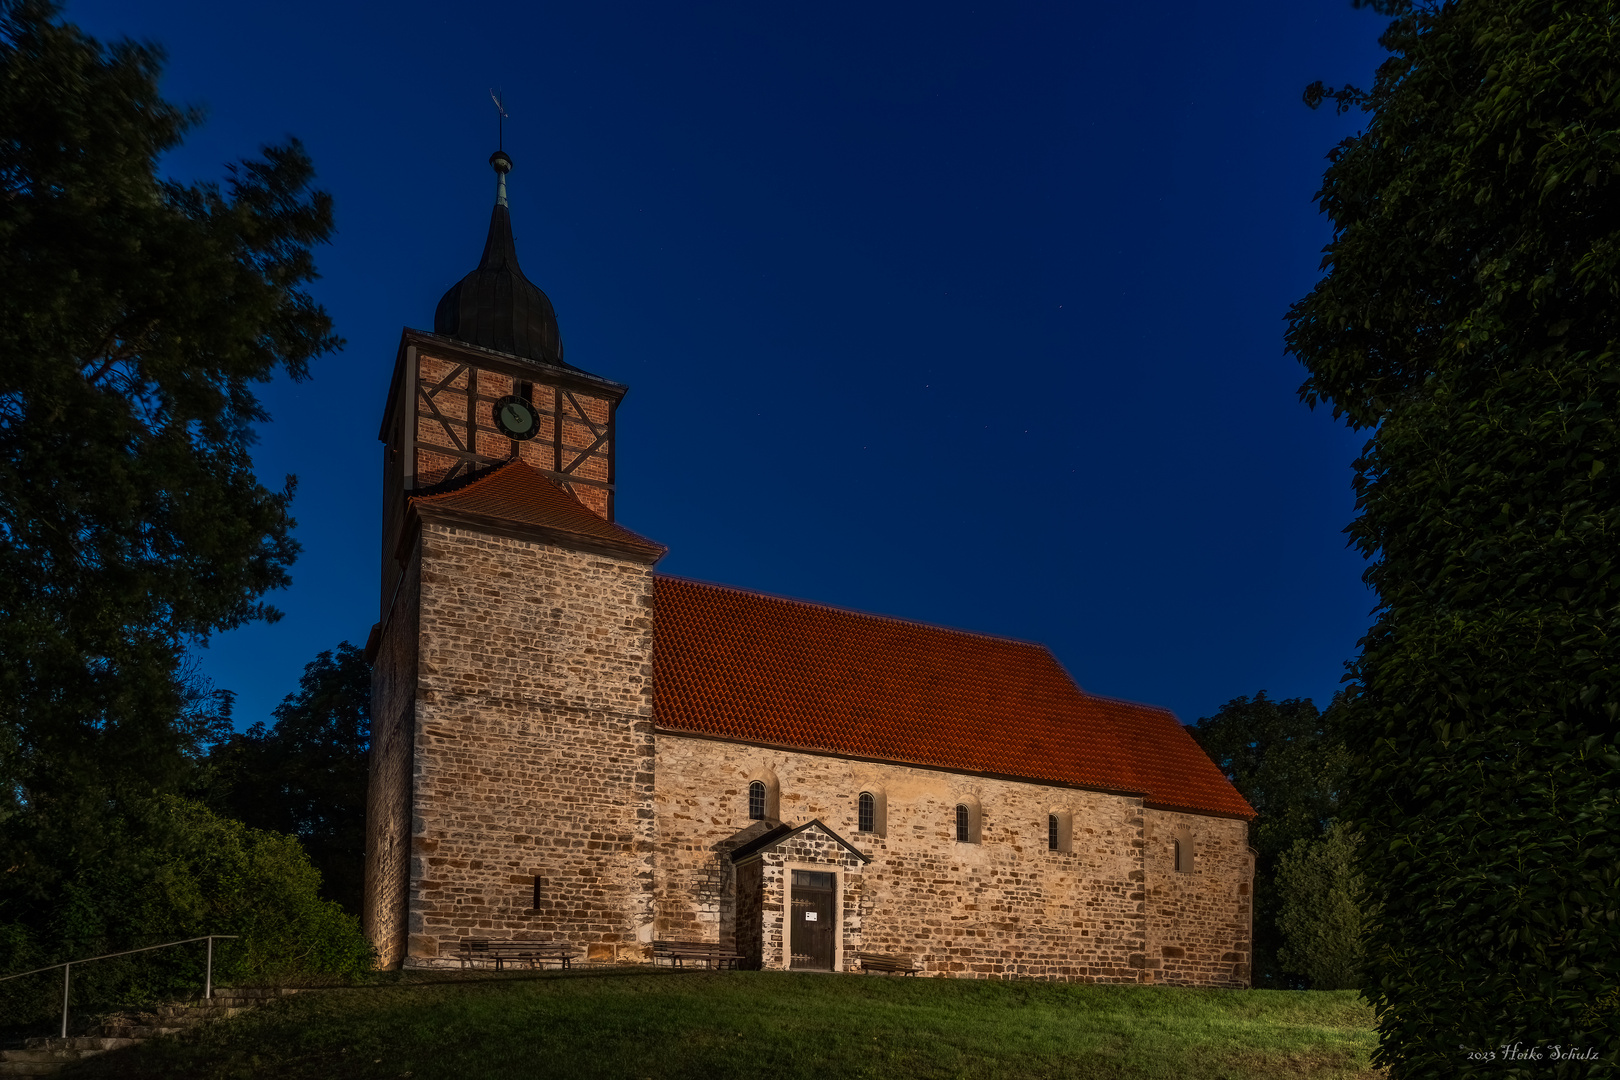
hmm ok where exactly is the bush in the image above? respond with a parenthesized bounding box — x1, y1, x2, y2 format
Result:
(131, 796, 374, 983)
(0, 798, 372, 1029)
(1275, 821, 1367, 991)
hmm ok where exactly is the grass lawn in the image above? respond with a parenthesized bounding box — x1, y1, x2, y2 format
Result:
(62, 969, 1381, 1080)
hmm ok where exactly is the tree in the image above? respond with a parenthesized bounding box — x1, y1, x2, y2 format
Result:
(1190, 692, 1347, 986)
(1289, 0, 1620, 1072)
(0, 0, 338, 912)
(219, 643, 370, 915)
(1275, 820, 1369, 991)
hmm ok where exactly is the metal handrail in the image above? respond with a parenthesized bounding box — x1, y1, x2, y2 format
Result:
(0, 934, 239, 1038)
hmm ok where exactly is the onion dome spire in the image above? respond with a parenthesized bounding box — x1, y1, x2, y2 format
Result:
(433, 150, 567, 367)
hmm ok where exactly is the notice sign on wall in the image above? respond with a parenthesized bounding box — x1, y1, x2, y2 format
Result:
(804, 912, 818, 921)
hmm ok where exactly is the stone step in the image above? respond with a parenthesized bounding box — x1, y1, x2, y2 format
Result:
(209, 987, 299, 999)
(1, 1051, 91, 1065)
(0, 1062, 69, 1077)
(157, 1002, 252, 1016)
(0, 1038, 142, 1078)
(21, 1039, 137, 1053)
(93, 1025, 187, 1039)
(0, 988, 292, 1075)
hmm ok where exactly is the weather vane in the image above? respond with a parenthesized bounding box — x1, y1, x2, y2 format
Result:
(490, 89, 509, 150)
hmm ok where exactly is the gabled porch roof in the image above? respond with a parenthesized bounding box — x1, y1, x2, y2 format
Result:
(727, 819, 871, 864)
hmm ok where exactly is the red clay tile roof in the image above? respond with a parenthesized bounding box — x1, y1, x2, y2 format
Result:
(652, 577, 1254, 820)
(409, 460, 666, 562)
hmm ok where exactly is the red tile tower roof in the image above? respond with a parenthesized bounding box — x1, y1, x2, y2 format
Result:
(652, 577, 1254, 820)
(408, 460, 666, 562)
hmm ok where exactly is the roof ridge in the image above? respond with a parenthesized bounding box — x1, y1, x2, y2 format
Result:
(1078, 690, 1181, 719)
(655, 574, 1052, 651)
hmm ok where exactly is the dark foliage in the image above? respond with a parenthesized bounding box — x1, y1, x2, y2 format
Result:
(217, 643, 371, 915)
(0, 797, 372, 1032)
(1289, 0, 1620, 1073)
(1190, 693, 1347, 988)
(0, 0, 339, 974)
(1275, 820, 1369, 992)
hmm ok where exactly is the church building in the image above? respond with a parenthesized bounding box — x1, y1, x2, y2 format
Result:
(362, 151, 1256, 985)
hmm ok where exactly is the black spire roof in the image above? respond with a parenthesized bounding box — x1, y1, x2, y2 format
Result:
(433, 151, 568, 367)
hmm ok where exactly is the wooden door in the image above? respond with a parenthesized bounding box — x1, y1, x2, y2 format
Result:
(789, 870, 836, 970)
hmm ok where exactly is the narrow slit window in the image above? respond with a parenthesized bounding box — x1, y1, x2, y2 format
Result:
(748, 781, 766, 820)
(1048, 815, 1059, 851)
(858, 792, 875, 833)
(532, 875, 541, 909)
(955, 804, 969, 843)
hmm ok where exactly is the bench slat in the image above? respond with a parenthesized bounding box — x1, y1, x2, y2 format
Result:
(858, 952, 920, 975)
(651, 939, 743, 970)
(456, 939, 581, 970)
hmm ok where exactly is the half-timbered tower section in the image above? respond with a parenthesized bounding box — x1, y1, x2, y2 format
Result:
(388, 341, 616, 516)
(364, 150, 1256, 982)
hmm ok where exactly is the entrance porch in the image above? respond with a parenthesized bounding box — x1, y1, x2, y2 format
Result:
(728, 819, 869, 971)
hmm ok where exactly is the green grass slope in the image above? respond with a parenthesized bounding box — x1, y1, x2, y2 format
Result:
(62, 969, 1380, 1080)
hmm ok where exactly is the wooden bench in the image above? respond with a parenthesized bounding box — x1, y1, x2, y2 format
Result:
(858, 952, 921, 976)
(457, 938, 582, 971)
(651, 939, 744, 970)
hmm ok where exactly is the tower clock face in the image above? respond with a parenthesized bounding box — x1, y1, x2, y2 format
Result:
(493, 395, 540, 440)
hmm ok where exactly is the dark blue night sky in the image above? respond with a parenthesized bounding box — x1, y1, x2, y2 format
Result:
(67, 0, 1390, 730)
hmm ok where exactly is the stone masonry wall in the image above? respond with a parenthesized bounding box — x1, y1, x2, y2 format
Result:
(734, 859, 763, 966)
(654, 735, 1221, 983)
(406, 522, 656, 965)
(1143, 808, 1253, 987)
(364, 536, 420, 968)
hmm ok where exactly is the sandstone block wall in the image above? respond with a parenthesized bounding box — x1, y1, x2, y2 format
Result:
(363, 536, 420, 968)
(1143, 808, 1253, 986)
(652, 734, 1251, 983)
(404, 523, 656, 965)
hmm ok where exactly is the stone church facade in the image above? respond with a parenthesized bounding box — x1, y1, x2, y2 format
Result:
(362, 151, 1256, 985)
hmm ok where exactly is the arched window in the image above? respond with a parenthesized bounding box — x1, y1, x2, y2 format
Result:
(858, 792, 875, 833)
(1047, 810, 1072, 853)
(1173, 829, 1194, 873)
(955, 804, 970, 843)
(748, 780, 766, 820)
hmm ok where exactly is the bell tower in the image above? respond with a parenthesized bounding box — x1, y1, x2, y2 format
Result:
(363, 151, 665, 969)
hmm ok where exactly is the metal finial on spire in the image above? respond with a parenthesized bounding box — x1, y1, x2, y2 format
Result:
(490, 149, 512, 207)
(489, 89, 508, 149)
(488, 90, 512, 207)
